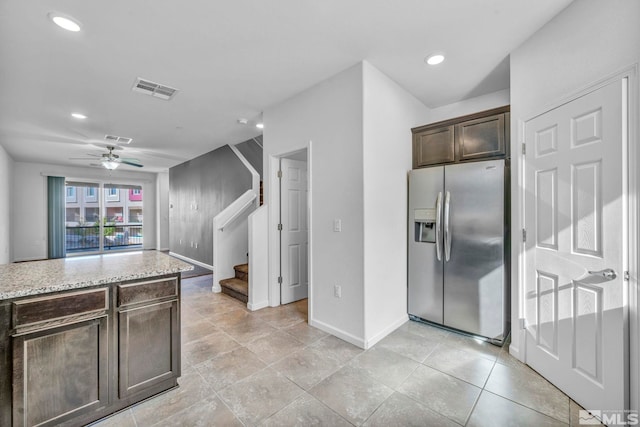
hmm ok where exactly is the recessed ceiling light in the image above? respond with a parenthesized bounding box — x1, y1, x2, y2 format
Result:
(425, 54, 445, 66)
(237, 118, 248, 125)
(49, 13, 81, 32)
(71, 112, 87, 119)
(256, 123, 264, 129)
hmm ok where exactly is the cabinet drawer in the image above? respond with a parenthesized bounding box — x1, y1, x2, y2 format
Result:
(117, 277, 178, 307)
(13, 288, 108, 329)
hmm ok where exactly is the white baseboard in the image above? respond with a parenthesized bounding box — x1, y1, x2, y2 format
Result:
(168, 252, 214, 271)
(509, 328, 526, 362)
(212, 281, 221, 293)
(158, 247, 170, 252)
(309, 318, 365, 349)
(247, 300, 269, 311)
(13, 256, 47, 263)
(364, 315, 409, 349)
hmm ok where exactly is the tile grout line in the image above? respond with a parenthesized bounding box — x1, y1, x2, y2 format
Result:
(479, 389, 571, 426)
(462, 360, 499, 426)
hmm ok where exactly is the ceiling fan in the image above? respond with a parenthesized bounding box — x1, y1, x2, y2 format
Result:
(70, 146, 144, 170)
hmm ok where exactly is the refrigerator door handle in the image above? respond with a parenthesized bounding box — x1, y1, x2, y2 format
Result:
(444, 191, 451, 261)
(435, 192, 443, 261)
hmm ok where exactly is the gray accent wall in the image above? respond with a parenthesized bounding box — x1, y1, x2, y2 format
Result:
(235, 136, 263, 177)
(169, 145, 252, 266)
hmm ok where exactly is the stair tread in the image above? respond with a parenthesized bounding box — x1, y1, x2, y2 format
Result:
(219, 277, 248, 296)
(233, 264, 249, 274)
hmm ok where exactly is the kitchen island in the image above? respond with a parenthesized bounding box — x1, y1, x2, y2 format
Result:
(0, 251, 193, 427)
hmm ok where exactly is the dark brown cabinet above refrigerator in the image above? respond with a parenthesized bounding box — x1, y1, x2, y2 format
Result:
(412, 106, 510, 169)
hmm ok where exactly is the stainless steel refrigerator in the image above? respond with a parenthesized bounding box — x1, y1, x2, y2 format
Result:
(408, 159, 509, 344)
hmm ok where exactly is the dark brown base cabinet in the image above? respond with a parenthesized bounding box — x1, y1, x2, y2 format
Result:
(3, 274, 181, 427)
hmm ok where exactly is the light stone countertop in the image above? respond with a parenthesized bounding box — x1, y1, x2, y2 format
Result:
(0, 250, 194, 301)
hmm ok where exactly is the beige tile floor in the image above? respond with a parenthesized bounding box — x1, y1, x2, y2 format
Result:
(94, 274, 592, 427)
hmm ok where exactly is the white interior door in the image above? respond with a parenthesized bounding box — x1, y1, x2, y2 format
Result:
(280, 158, 308, 304)
(524, 79, 628, 414)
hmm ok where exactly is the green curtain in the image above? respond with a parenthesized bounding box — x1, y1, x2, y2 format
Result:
(47, 176, 66, 259)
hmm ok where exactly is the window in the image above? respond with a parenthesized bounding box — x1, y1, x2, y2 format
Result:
(106, 207, 124, 223)
(128, 208, 143, 223)
(85, 186, 98, 202)
(105, 188, 119, 202)
(65, 182, 143, 254)
(85, 207, 100, 223)
(65, 186, 77, 203)
(65, 208, 80, 223)
(129, 188, 143, 201)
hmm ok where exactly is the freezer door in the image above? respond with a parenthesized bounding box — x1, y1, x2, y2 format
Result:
(408, 167, 444, 324)
(443, 159, 505, 339)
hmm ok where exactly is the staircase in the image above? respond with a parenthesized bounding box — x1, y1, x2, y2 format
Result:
(219, 263, 248, 303)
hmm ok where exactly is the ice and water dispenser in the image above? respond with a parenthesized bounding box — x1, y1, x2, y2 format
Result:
(414, 208, 437, 243)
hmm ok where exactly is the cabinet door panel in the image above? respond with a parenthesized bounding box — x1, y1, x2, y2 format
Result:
(413, 125, 455, 167)
(118, 300, 179, 398)
(13, 317, 109, 427)
(455, 113, 505, 161)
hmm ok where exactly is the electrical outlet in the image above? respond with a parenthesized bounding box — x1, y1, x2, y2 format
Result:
(334, 284, 341, 298)
(333, 219, 342, 232)
(179, 239, 182, 245)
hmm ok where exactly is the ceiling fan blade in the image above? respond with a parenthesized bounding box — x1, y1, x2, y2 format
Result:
(119, 159, 144, 167)
(120, 157, 141, 163)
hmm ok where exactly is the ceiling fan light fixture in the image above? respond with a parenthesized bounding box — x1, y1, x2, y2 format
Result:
(102, 160, 120, 170)
(49, 13, 82, 32)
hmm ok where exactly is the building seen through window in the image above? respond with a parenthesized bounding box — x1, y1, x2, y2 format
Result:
(64, 183, 143, 253)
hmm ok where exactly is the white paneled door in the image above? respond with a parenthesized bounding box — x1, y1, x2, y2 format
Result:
(524, 78, 628, 414)
(280, 158, 308, 304)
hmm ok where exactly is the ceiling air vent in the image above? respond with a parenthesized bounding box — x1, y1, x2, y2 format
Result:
(132, 77, 179, 100)
(105, 135, 133, 144)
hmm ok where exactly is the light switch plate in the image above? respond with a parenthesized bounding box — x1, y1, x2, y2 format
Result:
(333, 219, 342, 232)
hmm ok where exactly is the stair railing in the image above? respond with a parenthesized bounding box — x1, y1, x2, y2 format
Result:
(212, 189, 257, 292)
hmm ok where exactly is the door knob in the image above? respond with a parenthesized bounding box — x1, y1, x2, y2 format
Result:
(587, 268, 617, 280)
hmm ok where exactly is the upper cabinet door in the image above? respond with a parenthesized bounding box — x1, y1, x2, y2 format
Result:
(413, 125, 455, 168)
(455, 113, 506, 161)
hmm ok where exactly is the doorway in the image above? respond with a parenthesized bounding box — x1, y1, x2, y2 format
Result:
(278, 149, 309, 305)
(522, 76, 630, 415)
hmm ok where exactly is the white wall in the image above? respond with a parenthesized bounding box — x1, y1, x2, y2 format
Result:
(12, 162, 158, 261)
(264, 63, 366, 344)
(156, 171, 170, 251)
(248, 206, 269, 310)
(265, 61, 432, 348)
(0, 144, 13, 264)
(361, 62, 430, 347)
(509, 0, 640, 395)
(427, 89, 510, 123)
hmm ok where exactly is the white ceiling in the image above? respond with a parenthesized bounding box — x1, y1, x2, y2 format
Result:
(0, 0, 573, 172)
